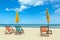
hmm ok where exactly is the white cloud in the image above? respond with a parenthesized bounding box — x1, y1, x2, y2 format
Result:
(40, 11, 45, 14)
(18, 0, 60, 6)
(18, 0, 48, 6)
(5, 8, 15, 11)
(40, 9, 60, 24)
(5, 8, 9, 11)
(50, 0, 60, 2)
(50, 15, 60, 24)
(53, 5, 60, 8)
(33, 0, 44, 6)
(55, 8, 60, 14)
(50, 8, 60, 24)
(17, 0, 49, 12)
(5, 5, 27, 12)
(18, 5, 27, 12)
(6, 0, 47, 12)
(18, 0, 34, 5)
(5, 0, 60, 12)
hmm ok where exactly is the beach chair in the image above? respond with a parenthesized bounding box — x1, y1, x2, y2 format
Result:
(5, 26, 14, 34)
(40, 26, 52, 37)
(15, 26, 24, 35)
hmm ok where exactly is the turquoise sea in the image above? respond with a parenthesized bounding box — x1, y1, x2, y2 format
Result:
(0, 24, 60, 28)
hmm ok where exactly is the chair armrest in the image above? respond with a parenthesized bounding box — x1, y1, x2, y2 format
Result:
(47, 30, 52, 34)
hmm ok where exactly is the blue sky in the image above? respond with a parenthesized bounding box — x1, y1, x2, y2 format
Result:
(0, 0, 60, 24)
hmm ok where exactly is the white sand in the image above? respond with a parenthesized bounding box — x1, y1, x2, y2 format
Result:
(0, 27, 60, 40)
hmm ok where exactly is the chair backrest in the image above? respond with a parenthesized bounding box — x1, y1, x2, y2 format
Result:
(15, 26, 21, 28)
(40, 26, 48, 32)
(15, 26, 21, 32)
(5, 26, 12, 31)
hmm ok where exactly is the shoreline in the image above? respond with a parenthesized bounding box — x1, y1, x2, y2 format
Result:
(0, 26, 60, 29)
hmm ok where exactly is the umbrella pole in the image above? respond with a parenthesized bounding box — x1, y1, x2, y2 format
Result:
(17, 22, 18, 26)
(48, 22, 49, 31)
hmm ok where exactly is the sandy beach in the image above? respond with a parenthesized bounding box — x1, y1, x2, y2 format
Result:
(0, 27, 60, 40)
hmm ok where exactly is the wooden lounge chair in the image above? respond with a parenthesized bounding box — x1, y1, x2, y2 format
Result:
(40, 26, 52, 37)
(15, 26, 24, 35)
(5, 26, 14, 34)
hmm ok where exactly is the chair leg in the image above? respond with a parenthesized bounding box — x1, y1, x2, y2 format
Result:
(40, 33, 49, 37)
(5, 30, 12, 34)
(15, 31, 22, 35)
